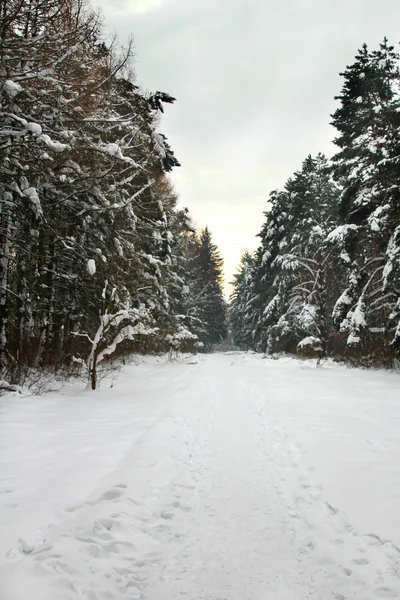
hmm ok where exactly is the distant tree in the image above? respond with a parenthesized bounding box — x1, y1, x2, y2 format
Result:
(230, 250, 257, 348)
(240, 154, 340, 354)
(182, 228, 228, 348)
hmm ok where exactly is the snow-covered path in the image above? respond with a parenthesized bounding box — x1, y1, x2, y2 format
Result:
(1, 354, 400, 600)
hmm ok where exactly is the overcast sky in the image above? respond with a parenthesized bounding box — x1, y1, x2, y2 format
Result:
(91, 0, 400, 294)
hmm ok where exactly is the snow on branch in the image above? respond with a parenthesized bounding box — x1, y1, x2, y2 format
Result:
(272, 254, 299, 271)
(20, 177, 43, 221)
(332, 289, 353, 322)
(83, 301, 157, 389)
(326, 224, 359, 243)
(3, 80, 23, 98)
(383, 225, 400, 288)
(37, 134, 69, 153)
(97, 321, 157, 363)
(96, 143, 142, 168)
(76, 183, 152, 217)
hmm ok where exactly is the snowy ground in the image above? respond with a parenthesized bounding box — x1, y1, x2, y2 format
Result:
(1, 353, 400, 600)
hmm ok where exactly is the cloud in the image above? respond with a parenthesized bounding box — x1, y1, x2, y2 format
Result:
(93, 0, 172, 17)
(126, 0, 173, 15)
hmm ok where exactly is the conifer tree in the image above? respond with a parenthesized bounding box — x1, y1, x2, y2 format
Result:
(0, 0, 190, 382)
(188, 228, 227, 348)
(241, 155, 339, 354)
(230, 250, 257, 348)
(330, 39, 400, 357)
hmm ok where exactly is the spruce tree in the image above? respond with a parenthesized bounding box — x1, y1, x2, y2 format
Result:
(189, 228, 227, 347)
(330, 39, 400, 359)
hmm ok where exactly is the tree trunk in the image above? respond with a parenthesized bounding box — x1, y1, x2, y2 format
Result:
(0, 206, 12, 374)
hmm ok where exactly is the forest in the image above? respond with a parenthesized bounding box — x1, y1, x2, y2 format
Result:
(0, 0, 227, 389)
(1, 1, 400, 391)
(231, 39, 400, 368)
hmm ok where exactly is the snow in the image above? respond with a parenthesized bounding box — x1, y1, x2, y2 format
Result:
(38, 134, 69, 152)
(99, 143, 140, 167)
(347, 331, 361, 345)
(0, 381, 24, 395)
(3, 80, 23, 98)
(86, 259, 96, 276)
(350, 299, 367, 329)
(101, 142, 120, 157)
(368, 205, 389, 232)
(2, 354, 400, 599)
(326, 223, 359, 243)
(297, 304, 317, 330)
(333, 288, 353, 321)
(166, 326, 198, 349)
(340, 249, 351, 263)
(297, 335, 322, 349)
(273, 253, 299, 270)
(311, 224, 324, 238)
(96, 322, 157, 363)
(26, 122, 42, 136)
(383, 225, 400, 286)
(20, 182, 43, 221)
(263, 293, 279, 316)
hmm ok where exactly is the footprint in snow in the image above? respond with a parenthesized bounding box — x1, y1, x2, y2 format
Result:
(86, 486, 126, 506)
(101, 487, 125, 501)
(170, 499, 192, 512)
(98, 518, 114, 531)
(325, 502, 339, 516)
(3, 502, 19, 509)
(375, 587, 399, 598)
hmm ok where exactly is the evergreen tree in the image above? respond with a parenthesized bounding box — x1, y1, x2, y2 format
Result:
(0, 0, 195, 383)
(330, 39, 400, 358)
(188, 228, 227, 347)
(230, 250, 257, 349)
(241, 154, 339, 354)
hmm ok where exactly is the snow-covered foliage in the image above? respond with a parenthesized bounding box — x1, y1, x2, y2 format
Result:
(231, 154, 340, 355)
(326, 224, 359, 243)
(297, 336, 323, 350)
(86, 260, 96, 277)
(0, 0, 225, 382)
(328, 39, 400, 357)
(169, 224, 227, 349)
(230, 39, 400, 367)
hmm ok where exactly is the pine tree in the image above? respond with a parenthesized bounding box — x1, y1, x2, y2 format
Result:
(330, 39, 400, 360)
(186, 228, 227, 348)
(0, 0, 188, 383)
(230, 250, 257, 348)
(243, 154, 339, 354)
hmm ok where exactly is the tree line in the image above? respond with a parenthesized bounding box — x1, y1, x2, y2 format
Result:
(230, 39, 400, 367)
(0, 0, 227, 388)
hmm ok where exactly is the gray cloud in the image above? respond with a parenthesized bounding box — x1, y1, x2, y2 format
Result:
(92, 0, 400, 292)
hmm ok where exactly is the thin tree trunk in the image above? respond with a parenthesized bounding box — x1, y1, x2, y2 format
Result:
(0, 206, 12, 374)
